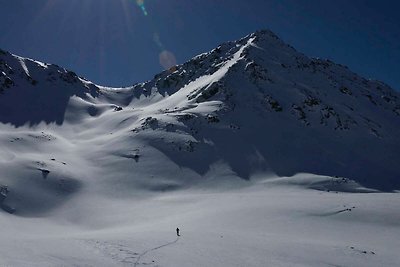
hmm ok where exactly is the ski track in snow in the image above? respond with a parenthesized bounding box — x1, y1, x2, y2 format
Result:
(82, 237, 179, 267)
(134, 237, 180, 267)
(83, 240, 139, 265)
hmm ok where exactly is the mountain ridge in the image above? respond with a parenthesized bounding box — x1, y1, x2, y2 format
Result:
(0, 29, 399, 217)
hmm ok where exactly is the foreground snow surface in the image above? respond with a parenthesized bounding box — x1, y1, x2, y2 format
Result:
(1, 177, 399, 267)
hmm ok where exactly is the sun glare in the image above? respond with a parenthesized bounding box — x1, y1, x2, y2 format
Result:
(127, 0, 178, 71)
(135, 0, 148, 16)
(38, 0, 178, 72)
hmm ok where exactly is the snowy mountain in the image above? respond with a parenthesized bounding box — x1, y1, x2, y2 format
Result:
(125, 30, 400, 190)
(1, 30, 400, 267)
(3, 30, 398, 194)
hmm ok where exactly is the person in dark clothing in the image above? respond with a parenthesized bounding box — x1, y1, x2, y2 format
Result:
(176, 227, 180, 237)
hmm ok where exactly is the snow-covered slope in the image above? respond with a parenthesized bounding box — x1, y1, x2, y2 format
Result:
(0, 30, 400, 266)
(1, 30, 400, 212)
(122, 30, 400, 191)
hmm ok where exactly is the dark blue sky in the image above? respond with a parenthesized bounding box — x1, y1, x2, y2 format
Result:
(1, 0, 399, 90)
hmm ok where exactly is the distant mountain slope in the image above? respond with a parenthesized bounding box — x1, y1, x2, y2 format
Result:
(0, 49, 103, 126)
(0, 29, 399, 216)
(123, 30, 400, 190)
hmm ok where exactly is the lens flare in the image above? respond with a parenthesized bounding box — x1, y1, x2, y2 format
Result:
(153, 32, 164, 50)
(159, 50, 177, 71)
(136, 0, 148, 16)
(130, 0, 177, 70)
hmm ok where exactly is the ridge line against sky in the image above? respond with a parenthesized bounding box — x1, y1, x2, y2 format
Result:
(0, 0, 399, 90)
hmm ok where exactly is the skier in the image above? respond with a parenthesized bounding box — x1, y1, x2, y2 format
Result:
(176, 227, 180, 237)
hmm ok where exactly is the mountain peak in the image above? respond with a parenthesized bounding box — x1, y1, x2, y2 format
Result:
(0, 31, 399, 190)
(252, 28, 281, 39)
(122, 30, 400, 190)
